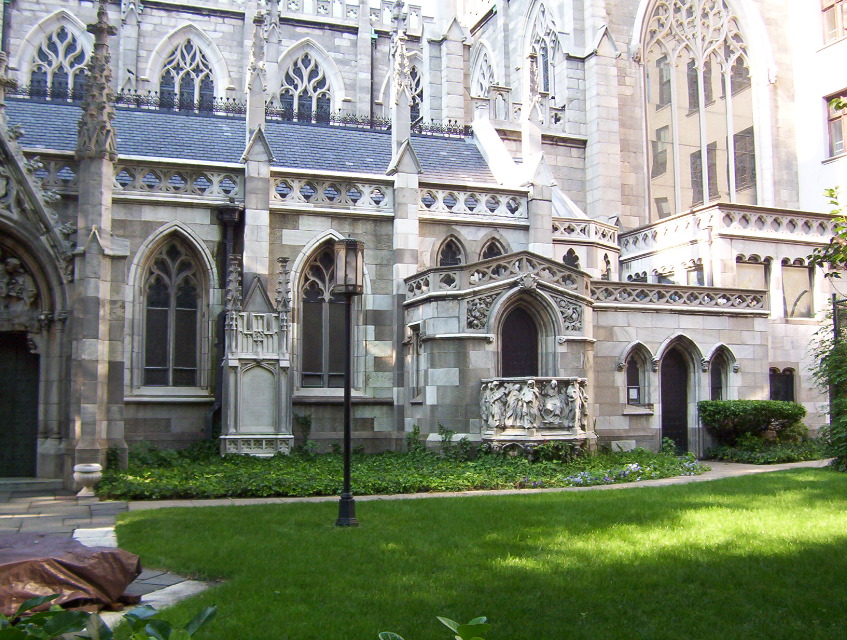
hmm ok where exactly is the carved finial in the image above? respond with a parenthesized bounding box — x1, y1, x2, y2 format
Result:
(390, 1, 411, 105)
(528, 51, 539, 100)
(0, 52, 18, 116)
(251, 12, 266, 69)
(226, 255, 243, 314)
(76, 0, 118, 162)
(274, 256, 290, 316)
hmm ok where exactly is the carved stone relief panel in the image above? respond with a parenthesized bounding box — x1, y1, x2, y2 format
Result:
(466, 292, 498, 330)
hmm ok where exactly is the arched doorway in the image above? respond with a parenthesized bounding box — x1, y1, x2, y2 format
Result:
(0, 333, 39, 477)
(501, 307, 538, 377)
(661, 347, 688, 452)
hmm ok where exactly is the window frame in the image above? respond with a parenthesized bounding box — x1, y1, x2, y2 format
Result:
(826, 92, 846, 158)
(140, 239, 204, 389)
(822, 0, 847, 45)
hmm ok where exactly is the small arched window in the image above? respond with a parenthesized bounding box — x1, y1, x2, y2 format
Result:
(29, 24, 89, 101)
(624, 347, 650, 406)
(280, 52, 332, 123)
(563, 249, 580, 270)
(143, 240, 201, 386)
(481, 240, 505, 261)
(711, 352, 728, 400)
(159, 39, 215, 112)
(301, 245, 345, 388)
(438, 239, 464, 267)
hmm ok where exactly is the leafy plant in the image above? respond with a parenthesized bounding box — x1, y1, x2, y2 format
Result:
(405, 426, 425, 455)
(0, 597, 215, 640)
(379, 616, 490, 640)
(705, 437, 831, 464)
(0, 595, 89, 640)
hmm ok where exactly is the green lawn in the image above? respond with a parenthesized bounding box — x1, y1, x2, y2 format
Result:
(116, 469, 847, 640)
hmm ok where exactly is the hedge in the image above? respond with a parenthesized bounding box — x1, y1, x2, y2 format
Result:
(698, 400, 807, 446)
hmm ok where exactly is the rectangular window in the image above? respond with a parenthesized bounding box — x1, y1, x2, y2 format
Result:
(687, 266, 705, 286)
(707, 142, 718, 200)
(822, 0, 847, 44)
(409, 326, 423, 399)
(783, 265, 813, 318)
(651, 126, 669, 177)
(626, 358, 643, 405)
(656, 56, 671, 108)
(690, 148, 703, 206)
(769, 368, 795, 402)
(654, 197, 671, 219)
(734, 127, 756, 190)
(827, 93, 846, 157)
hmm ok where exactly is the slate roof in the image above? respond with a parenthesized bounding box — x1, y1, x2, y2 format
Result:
(5, 98, 495, 183)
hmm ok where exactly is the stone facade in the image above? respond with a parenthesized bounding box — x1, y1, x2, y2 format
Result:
(0, 0, 843, 485)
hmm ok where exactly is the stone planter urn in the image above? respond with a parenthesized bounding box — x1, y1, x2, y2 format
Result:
(73, 463, 103, 498)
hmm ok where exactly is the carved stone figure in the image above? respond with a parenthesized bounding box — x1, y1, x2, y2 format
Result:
(541, 379, 562, 423)
(0, 254, 38, 310)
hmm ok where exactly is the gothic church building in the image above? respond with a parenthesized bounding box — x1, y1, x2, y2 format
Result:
(0, 0, 844, 484)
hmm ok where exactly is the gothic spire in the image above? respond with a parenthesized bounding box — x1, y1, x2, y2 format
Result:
(76, 0, 118, 162)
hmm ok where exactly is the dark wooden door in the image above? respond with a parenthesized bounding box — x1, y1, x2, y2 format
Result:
(501, 307, 538, 377)
(0, 333, 39, 477)
(661, 347, 688, 452)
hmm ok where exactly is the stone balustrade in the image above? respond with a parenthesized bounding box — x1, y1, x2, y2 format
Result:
(553, 218, 619, 248)
(114, 164, 243, 199)
(31, 156, 245, 201)
(405, 252, 587, 301)
(620, 205, 839, 259)
(419, 186, 528, 220)
(281, 0, 423, 34)
(272, 174, 393, 212)
(591, 281, 768, 311)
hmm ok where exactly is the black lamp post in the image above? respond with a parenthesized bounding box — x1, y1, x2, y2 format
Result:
(333, 238, 364, 527)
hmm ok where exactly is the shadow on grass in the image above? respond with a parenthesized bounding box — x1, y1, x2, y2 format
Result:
(116, 469, 847, 640)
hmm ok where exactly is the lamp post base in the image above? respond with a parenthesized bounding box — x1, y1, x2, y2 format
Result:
(335, 493, 359, 527)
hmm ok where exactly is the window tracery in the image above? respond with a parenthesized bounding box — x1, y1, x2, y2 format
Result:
(438, 239, 464, 267)
(280, 52, 332, 122)
(159, 39, 215, 112)
(643, 0, 756, 219)
(410, 65, 423, 122)
(471, 50, 496, 98)
(481, 239, 505, 261)
(29, 25, 89, 100)
(300, 245, 344, 387)
(143, 240, 201, 387)
(529, 4, 559, 95)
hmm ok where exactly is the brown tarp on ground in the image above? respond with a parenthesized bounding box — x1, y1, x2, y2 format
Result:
(0, 533, 141, 616)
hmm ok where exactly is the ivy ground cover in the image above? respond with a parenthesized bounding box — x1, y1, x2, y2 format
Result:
(98, 448, 705, 500)
(117, 469, 847, 640)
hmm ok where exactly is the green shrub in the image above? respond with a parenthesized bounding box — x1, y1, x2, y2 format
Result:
(698, 400, 807, 446)
(705, 436, 831, 464)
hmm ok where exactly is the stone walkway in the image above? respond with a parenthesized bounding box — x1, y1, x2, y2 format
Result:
(0, 458, 833, 612)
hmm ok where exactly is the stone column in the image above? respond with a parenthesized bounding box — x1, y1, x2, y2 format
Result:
(356, 0, 374, 118)
(70, 0, 129, 470)
(388, 2, 422, 431)
(527, 158, 555, 257)
(440, 18, 466, 125)
(117, 0, 141, 92)
(583, 0, 622, 221)
(242, 13, 272, 282)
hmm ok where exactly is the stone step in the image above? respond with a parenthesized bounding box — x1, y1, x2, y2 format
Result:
(0, 478, 66, 496)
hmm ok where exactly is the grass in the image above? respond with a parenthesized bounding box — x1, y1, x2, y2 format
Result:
(116, 468, 847, 640)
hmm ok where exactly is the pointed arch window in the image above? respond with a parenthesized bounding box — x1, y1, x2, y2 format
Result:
(481, 239, 505, 261)
(301, 245, 345, 388)
(143, 240, 201, 386)
(471, 50, 496, 98)
(280, 52, 332, 123)
(624, 347, 650, 406)
(710, 352, 729, 400)
(529, 4, 559, 96)
(159, 39, 215, 112)
(643, 0, 756, 220)
(438, 239, 464, 267)
(501, 307, 539, 377)
(29, 25, 89, 101)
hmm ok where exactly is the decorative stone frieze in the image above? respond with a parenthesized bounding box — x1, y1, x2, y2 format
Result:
(0, 248, 38, 311)
(466, 292, 498, 330)
(551, 295, 582, 332)
(480, 377, 592, 454)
